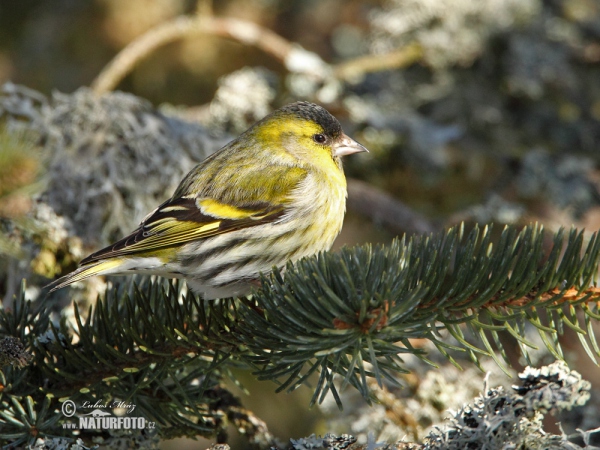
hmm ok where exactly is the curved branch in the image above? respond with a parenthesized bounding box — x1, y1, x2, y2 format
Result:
(91, 15, 294, 96)
(90, 14, 422, 96)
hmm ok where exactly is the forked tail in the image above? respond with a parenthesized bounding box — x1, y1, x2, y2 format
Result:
(46, 259, 125, 292)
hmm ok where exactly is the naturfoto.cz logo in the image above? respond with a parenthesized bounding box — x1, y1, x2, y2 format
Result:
(61, 400, 155, 430)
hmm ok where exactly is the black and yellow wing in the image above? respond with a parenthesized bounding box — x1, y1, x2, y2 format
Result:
(47, 161, 308, 292)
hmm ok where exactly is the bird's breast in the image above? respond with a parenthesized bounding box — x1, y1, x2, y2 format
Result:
(284, 171, 347, 248)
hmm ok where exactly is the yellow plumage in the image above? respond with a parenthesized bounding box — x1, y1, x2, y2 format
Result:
(48, 102, 368, 299)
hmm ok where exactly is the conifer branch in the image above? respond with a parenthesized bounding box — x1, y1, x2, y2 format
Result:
(1, 224, 600, 445)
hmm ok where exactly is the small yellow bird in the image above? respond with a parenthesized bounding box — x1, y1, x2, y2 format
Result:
(48, 102, 367, 299)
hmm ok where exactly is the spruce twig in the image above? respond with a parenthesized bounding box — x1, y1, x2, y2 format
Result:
(1, 224, 600, 445)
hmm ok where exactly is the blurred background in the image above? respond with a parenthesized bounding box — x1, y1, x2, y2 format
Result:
(1, 0, 600, 448)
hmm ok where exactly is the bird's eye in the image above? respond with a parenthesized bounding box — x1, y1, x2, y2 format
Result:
(313, 133, 327, 144)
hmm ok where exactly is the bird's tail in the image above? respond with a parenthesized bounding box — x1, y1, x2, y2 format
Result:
(46, 259, 125, 293)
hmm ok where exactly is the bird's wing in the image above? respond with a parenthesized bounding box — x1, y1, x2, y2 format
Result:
(79, 197, 284, 264)
(80, 164, 308, 265)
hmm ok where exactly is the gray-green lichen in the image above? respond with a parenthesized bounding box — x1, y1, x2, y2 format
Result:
(369, 0, 541, 68)
(0, 82, 221, 245)
(424, 361, 593, 450)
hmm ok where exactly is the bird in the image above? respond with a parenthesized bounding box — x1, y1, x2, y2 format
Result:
(48, 101, 368, 299)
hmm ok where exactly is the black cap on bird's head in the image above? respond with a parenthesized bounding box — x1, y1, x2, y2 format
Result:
(277, 101, 368, 158)
(251, 101, 368, 162)
(278, 101, 343, 139)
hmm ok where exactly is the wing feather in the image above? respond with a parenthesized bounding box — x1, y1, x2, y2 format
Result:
(47, 148, 309, 292)
(85, 160, 310, 265)
(80, 197, 285, 265)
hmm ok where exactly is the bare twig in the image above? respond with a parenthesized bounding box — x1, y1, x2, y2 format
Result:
(334, 42, 423, 82)
(347, 179, 437, 235)
(91, 15, 294, 96)
(91, 14, 422, 96)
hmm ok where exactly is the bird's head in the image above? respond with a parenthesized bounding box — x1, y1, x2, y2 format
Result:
(250, 101, 368, 172)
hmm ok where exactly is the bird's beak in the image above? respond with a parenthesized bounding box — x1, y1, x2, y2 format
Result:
(333, 133, 369, 157)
